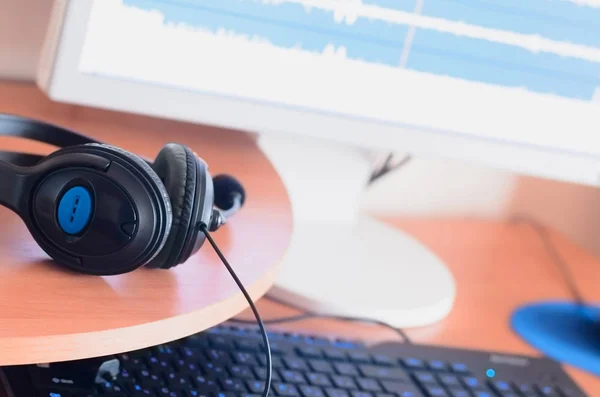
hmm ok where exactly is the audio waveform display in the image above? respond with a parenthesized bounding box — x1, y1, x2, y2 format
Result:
(113, 0, 600, 102)
(123, 0, 412, 67)
(420, 0, 600, 48)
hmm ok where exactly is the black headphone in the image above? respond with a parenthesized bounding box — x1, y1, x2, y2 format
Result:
(0, 114, 246, 276)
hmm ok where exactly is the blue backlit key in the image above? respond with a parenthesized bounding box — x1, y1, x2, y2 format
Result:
(493, 381, 511, 392)
(403, 358, 425, 369)
(462, 377, 481, 389)
(428, 360, 447, 371)
(450, 363, 469, 374)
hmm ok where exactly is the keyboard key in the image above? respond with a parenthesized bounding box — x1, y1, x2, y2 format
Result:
(310, 360, 335, 374)
(233, 352, 258, 366)
(331, 375, 356, 389)
(334, 363, 359, 377)
(413, 371, 437, 385)
(229, 364, 254, 379)
(380, 382, 422, 397)
(299, 385, 326, 397)
(492, 381, 512, 392)
(285, 357, 309, 371)
(179, 347, 196, 360)
(263, 341, 285, 355)
(374, 394, 395, 397)
(325, 388, 350, 397)
(448, 389, 470, 397)
(372, 355, 394, 367)
(205, 349, 231, 364)
(37, 388, 74, 397)
(202, 361, 226, 377)
(215, 393, 237, 397)
(221, 378, 246, 393)
(335, 339, 360, 349)
(537, 385, 560, 396)
(450, 363, 469, 374)
(351, 392, 373, 397)
(183, 389, 206, 397)
(281, 370, 306, 384)
(131, 384, 153, 397)
(259, 355, 284, 368)
(473, 392, 492, 397)
(157, 387, 176, 397)
(307, 373, 332, 387)
(461, 377, 482, 389)
(246, 380, 266, 394)
(349, 352, 371, 364)
(165, 373, 188, 388)
(356, 378, 381, 392)
(438, 374, 460, 387)
(155, 344, 176, 356)
(403, 358, 425, 369)
(235, 338, 260, 352)
(425, 386, 449, 397)
(208, 335, 230, 349)
(324, 349, 348, 362)
(137, 369, 162, 387)
(297, 346, 323, 359)
(516, 384, 533, 393)
(428, 361, 447, 371)
(274, 383, 301, 397)
(192, 375, 219, 392)
(254, 367, 281, 381)
(359, 365, 409, 381)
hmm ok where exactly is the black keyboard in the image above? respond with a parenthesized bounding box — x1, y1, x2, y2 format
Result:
(0, 324, 587, 397)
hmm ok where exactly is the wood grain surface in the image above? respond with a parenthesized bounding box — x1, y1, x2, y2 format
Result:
(237, 218, 600, 396)
(0, 81, 292, 365)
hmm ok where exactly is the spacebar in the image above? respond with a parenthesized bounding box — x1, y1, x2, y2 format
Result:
(358, 365, 410, 381)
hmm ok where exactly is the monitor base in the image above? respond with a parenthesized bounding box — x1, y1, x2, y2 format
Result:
(269, 215, 456, 328)
(258, 134, 456, 328)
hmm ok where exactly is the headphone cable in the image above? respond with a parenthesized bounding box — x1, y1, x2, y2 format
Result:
(200, 223, 272, 397)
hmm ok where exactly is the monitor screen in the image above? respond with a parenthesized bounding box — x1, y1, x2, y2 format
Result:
(30, 0, 589, 191)
(77, 0, 600, 158)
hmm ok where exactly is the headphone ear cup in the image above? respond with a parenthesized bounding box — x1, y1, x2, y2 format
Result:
(148, 143, 202, 269)
(71, 143, 172, 270)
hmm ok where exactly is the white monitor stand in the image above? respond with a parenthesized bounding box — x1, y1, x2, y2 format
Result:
(258, 135, 456, 328)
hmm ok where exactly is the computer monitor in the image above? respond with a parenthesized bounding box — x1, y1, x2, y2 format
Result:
(38, 0, 600, 327)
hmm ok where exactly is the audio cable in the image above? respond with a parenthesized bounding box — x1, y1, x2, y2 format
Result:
(511, 215, 586, 309)
(230, 308, 413, 345)
(100, 224, 272, 397)
(199, 223, 272, 397)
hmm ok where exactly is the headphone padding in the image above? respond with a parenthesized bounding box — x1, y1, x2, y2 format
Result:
(149, 143, 197, 269)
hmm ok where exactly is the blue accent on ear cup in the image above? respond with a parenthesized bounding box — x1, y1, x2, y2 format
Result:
(57, 186, 93, 235)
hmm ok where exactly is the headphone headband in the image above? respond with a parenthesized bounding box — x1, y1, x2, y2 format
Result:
(0, 114, 157, 166)
(0, 114, 97, 146)
(0, 114, 98, 167)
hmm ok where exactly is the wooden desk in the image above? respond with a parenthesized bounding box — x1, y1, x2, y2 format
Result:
(0, 82, 292, 365)
(239, 219, 600, 396)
